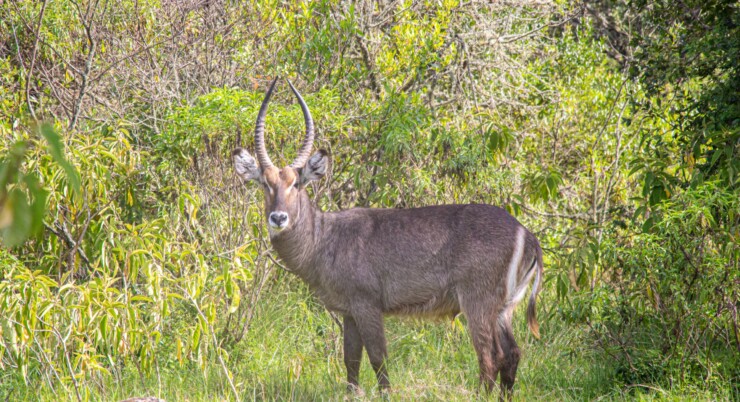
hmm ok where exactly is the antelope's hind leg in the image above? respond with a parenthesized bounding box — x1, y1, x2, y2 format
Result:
(463, 299, 503, 393)
(497, 314, 521, 401)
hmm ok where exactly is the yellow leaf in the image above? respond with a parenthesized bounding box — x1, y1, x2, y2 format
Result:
(0, 200, 12, 229)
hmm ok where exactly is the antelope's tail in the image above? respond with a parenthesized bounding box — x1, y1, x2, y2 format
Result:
(526, 244, 544, 339)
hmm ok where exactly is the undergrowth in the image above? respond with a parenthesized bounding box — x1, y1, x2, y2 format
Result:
(2, 276, 733, 401)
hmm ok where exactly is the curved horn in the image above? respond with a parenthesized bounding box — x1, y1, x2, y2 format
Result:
(254, 77, 279, 169)
(287, 79, 315, 168)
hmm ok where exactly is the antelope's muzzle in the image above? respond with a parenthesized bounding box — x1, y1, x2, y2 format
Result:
(269, 211, 289, 230)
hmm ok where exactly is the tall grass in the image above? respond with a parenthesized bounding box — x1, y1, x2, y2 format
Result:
(1, 276, 731, 401)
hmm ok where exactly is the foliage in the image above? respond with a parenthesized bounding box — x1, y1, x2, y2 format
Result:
(576, 0, 740, 389)
(593, 182, 739, 388)
(628, 0, 740, 216)
(0, 122, 82, 248)
(586, 0, 739, 194)
(1, 120, 260, 400)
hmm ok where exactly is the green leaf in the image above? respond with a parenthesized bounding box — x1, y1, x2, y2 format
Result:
(22, 174, 48, 237)
(39, 123, 81, 195)
(2, 190, 31, 247)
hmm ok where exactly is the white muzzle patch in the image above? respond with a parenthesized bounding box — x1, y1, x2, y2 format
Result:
(269, 211, 289, 231)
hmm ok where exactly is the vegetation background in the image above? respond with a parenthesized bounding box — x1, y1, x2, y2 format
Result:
(1, 0, 738, 400)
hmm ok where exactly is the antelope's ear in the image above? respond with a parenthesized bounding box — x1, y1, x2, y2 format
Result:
(232, 148, 262, 182)
(299, 149, 329, 186)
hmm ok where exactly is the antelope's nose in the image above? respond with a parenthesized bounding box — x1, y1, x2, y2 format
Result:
(269, 212, 289, 229)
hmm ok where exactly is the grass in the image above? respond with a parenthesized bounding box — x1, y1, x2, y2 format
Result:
(1, 277, 734, 401)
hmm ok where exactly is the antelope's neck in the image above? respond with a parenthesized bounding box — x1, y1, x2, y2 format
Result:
(269, 191, 324, 274)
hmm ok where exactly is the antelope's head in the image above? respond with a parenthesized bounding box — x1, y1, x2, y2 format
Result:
(232, 78, 329, 234)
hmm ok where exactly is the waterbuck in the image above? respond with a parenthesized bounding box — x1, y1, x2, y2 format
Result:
(232, 77, 543, 399)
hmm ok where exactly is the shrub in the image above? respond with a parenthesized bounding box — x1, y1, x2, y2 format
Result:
(592, 182, 739, 389)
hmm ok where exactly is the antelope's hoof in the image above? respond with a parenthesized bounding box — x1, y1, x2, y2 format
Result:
(346, 383, 365, 397)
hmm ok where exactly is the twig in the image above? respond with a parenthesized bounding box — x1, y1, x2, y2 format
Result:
(44, 222, 90, 269)
(10, 22, 27, 90)
(266, 252, 293, 273)
(89, 33, 183, 85)
(32, 334, 61, 395)
(68, 0, 101, 130)
(355, 34, 381, 99)
(68, 201, 97, 276)
(234, 259, 274, 344)
(329, 312, 343, 335)
(31, 317, 83, 402)
(496, 6, 583, 44)
(625, 384, 668, 394)
(519, 202, 590, 221)
(25, 0, 49, 121)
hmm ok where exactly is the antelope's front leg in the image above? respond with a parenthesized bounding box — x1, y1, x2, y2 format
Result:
(352, 305, 390, 390)
(343, 315, 364, 392)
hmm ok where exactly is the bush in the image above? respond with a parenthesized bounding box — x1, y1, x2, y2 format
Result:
(591, 182, 739, 389)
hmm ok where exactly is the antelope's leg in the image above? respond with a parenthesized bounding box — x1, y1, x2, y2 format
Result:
(461, 294, 505, 394)
(497, 322, 521, 402)
(467, 315, 499, 393)
(343, 315, 364, 392)
(352, 306, 390, 390)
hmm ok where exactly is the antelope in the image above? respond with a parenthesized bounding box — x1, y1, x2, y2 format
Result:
(232, 77, 543, 399)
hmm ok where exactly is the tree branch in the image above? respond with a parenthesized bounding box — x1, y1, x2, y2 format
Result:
(25, 0, 49, 121)
(43, 222, 91, 268)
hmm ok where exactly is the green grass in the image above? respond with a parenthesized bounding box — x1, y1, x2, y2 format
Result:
(1, 278, 733, 401)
